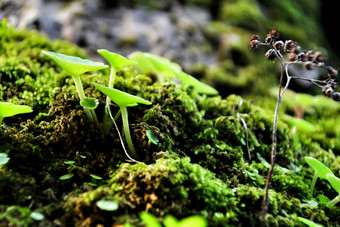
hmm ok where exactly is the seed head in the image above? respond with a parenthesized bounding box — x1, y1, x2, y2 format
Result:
(250, 40, 260, 50)
(297, 53, 307, 62)
(265, 49, 276, 61)
(326, 66, 338, 79)
(273, 41, 284, 50)
(304, 62, 313, 70)
(333, 92, 340, 101)
(322, 84, 334, 98)
(284, 40, 296, 53)
(250, 35, 260, 42)
(268, 29, 279, 39)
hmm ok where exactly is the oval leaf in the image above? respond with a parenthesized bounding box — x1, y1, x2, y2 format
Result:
(90, 174, 103, 180)
(0, 102, 33, 118)
(326, 173, 340, 194)
(98, 49, 136, 69)
(93, 83, 151, 107)
(176, 72, 218, 95)
(97, 200, 118, 211)
(146, 130, 159, 145)
(305, 157, 333, 180)
(59, 174, 74, 180)
(0, 153, 10, 165)
(42, 50, 108, 77)
(30, 211, 44, 221)
(80, 98, 99, 110)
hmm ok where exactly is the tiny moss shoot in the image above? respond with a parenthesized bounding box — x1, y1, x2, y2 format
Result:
(0, 102, 33, 125)
(41, 50, 108, 125)
(305, 156, 334, 196)
(93, 83, 151, 159)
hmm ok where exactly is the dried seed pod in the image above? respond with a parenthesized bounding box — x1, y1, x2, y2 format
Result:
(327, 66, 338, 79)
(322, 84, 334, 98)
(273, 41, 284, 50)
(265, 36, 272, 44)
(333, 92, 340, 101)
(306, 50, 315, 61)
(250, 40, 260, 50)
(284, 40, 296, 53)
(265, 49, 276, 61)
(304, 62, 313, 70)
(268, 29, 279, 39)
(297, 53, 307, 62)
(288, 53, 297, 61)
(313, 51, 325, 63)
(250, 35, 260, 42)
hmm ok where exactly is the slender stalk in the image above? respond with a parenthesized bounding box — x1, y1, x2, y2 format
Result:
(106, 67, 117, 106)
(310, 173, 318, 197)
(72, 75, 99, 126)
(0, 118, 3, 125)
(327, 195, 340, 207)
(107, 104, 141, 163)
(261, 63, 291, 224)
(120, 106, 139, 159)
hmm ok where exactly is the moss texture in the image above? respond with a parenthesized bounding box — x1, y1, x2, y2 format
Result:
(0, 5, 340, 227)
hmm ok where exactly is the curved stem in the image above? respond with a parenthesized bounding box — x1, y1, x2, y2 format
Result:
(262, 63, 291, 225)
(107, 105, 141, 163)
(120, 106, 139, 159)
(72, 75, 94, 122)
(327, 195, 340, 207)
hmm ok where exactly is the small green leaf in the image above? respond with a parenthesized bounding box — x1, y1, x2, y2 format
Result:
(326, 173, 340, 194)
(64, 161, 75, 165)
(90, 174, 103, 180)
(176, 72, 218, 95)
(59, 174, 74, 180)
(305, 157, 333, 180)
(297, 217, 323, 227)
(42, 50, 108, 77)
(97, 200, 119, 211)
(93, 83, 152, 107)
(80, 98, 99, 110)
(30, 211, 44, 221)
(164, 215, 179, 227)
(178, 215, 207, 227)
(80, 155, 87, 159)
(318, 194, 330, 204)
(98, 49, 136, 69)
(0, 153, 10, 165)
(140, 212, 162, 227)
(146, 130, 159, 145)
(0, 102, 33, 118)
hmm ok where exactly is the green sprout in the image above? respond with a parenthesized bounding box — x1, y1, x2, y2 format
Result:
(41, 50, 108, 125)
(93, 83, 151, 159)
(146, 129, 159, 145)
(175, 71, 218, 95)
(129, 51, 218, 95)
(129, 51, 180, 83)
(97, 49, 136, 107)
(326, 173, 340, 207)
(0, 102, 33, 125)
(305, 157, 334, 196)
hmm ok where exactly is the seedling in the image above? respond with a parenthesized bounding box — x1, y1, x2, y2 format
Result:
(93, 83, 152, 159)
(0, 102, 33, 125)
(129, 51, 180, 83)
(326, 173, 340, 207)
(305, 157, 334, 196)
(41, 50, 108, 125)
(97, 49, 137, 106)
(146, 129, 159, 145)
(176, 71, 218, 95)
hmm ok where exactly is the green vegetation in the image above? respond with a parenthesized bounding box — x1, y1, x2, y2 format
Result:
(0, 3, 340, 225)
(0, 102, 32, 125)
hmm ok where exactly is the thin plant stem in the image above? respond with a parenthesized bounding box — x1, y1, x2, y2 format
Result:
(310, 173, 318, 197)
(261, 62, 291, 224)
(106, 67, 117, 106)
(327, 195, 340, 207)
(0, 118, 3, 125)
(107, 104, 141, 163)
(72, 75, 94, 122)
(120, 106, 139, 159)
